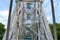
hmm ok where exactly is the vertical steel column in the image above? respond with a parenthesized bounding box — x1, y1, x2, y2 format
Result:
(50, 0, 57, 40)
(6, 0, 13, 40)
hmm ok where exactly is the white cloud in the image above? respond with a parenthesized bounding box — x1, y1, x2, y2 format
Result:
(47, 16, 52, 21)
(58, 13, 60, 16)
(0, 10, 9, 29)
(0, 10, 9, 17)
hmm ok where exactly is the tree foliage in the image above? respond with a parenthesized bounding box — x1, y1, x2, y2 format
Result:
(49, 23, 60, 40)
(0, 23, 5, 40)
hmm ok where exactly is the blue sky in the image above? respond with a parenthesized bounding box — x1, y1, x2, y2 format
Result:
(0, 0, 60, 28)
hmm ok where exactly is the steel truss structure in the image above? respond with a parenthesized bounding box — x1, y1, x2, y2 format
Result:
(3, 0, 53, 40)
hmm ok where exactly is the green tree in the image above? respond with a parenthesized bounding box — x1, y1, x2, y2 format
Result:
(49, 23, 60, 40)
(0, 23, 5, 40)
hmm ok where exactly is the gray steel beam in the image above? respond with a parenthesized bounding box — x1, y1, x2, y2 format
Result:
(6, 0, 13, 40)
(50, 0, 57, 40)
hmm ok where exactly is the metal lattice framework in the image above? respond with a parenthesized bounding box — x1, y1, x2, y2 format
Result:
(3, 0, 53, 40)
